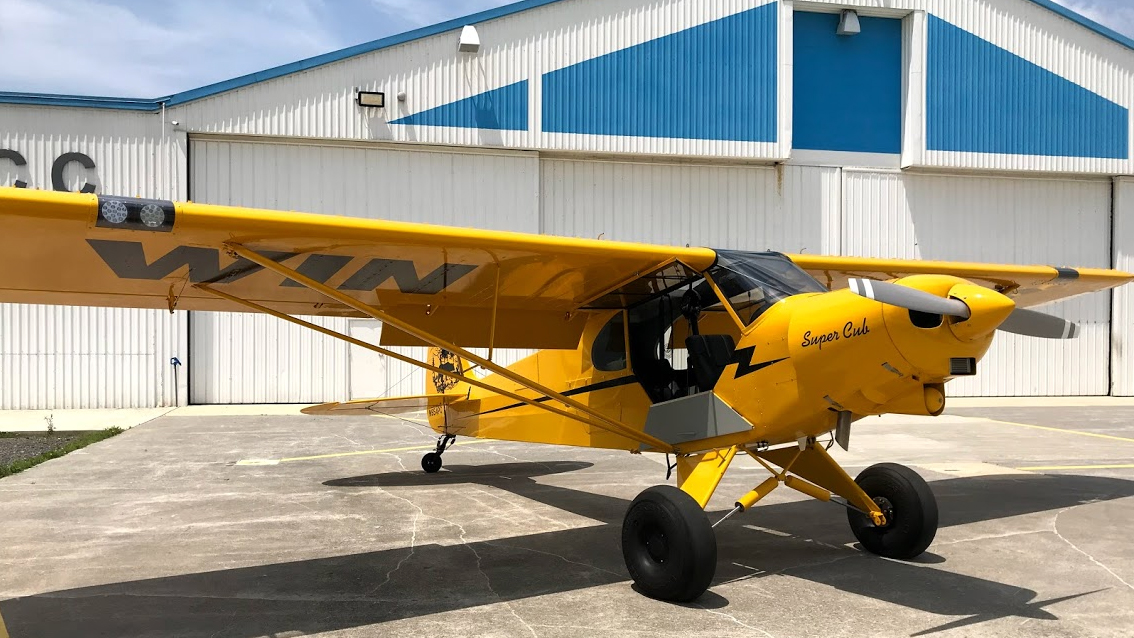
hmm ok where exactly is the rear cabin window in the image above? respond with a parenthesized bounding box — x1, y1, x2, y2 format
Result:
(592, 313, 628, 371)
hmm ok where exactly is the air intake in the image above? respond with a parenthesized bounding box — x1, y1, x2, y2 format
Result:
(950, 358, 977, 376)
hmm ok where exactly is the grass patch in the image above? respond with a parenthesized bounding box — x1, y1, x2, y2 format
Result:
(0, 427, 124, 478)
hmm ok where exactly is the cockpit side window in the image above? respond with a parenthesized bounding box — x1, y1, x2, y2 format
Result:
(592, 312, 628, 372)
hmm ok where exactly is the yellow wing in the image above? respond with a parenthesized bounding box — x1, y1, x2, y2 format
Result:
(788, 254, 1132, 308)
(301, 394, 461, 416)
(0, 188, 715, 349)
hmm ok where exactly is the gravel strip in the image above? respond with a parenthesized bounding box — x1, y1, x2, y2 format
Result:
(0, 433, 83, 468)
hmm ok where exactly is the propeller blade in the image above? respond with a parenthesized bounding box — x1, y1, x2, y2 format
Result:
(848, 278, 971, 319)
(999, 308, 1078, 339)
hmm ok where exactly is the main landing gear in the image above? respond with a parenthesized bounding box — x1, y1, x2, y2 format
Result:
(621, 443, 939, 603)
(846, 463, 939, 559)
(622, 486, 716, 602)
(421, 434, 456, 473)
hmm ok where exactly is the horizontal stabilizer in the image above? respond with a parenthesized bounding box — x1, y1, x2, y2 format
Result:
(302, 394, 460, 416)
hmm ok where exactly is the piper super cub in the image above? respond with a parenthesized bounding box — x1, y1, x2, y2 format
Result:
(1, 186, 1129, 602)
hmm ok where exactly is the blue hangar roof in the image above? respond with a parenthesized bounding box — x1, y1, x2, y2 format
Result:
(0, 0, 1130, 112)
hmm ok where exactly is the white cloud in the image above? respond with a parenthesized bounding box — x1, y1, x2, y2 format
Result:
(368, 0, 509, 28)
(0, 0, 341, 96)
(1052, 0, 1134, 39)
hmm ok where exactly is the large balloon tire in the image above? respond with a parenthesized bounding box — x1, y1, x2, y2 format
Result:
(847, 463, 938, 559)
(622, 485, 717, 602)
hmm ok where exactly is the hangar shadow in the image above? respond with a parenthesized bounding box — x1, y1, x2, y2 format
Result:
(3, 461, 1131, 638)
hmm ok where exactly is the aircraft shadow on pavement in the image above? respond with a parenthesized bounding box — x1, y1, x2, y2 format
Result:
(4, 463, 1132, 637)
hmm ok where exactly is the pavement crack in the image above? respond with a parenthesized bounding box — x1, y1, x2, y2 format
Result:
(775, 551, 862, 576)
(469, 486, 571, 530)
(1052, 507, 1133, 591)
(694, 603, 775, 637)
(428, 510, 537, 637)
(934, 529, 1047, 546)
(483, 540, 624, 578)
(331, 433, 362, 447)
(368, 489, 422, 594)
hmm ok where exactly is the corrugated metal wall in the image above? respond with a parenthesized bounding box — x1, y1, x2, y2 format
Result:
(1113, 177, 1134, 396)
(169, 0, 789, 159)
(0, 105, 188, 408)
(161, 0, 1134, 174)
(540, 158, 823, 252)
(188, 136, 539, 403)
(923, 0, 1134, 174)
(841, 169, 1112, 396)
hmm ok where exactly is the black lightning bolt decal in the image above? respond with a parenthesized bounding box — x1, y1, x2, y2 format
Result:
(731, 346, 788, 379)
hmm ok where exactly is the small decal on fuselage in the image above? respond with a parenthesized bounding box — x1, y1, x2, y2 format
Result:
(730, 346, 787, 379)
(801, 318, 870, 351)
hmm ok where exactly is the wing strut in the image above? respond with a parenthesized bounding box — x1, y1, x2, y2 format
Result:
(196, 283, 672, 451)
(221, 243, 665, 449)
(201, 247, 675, 453)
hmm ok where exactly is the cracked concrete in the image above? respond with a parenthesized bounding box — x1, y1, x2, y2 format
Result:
(1, 407, 1133, 636)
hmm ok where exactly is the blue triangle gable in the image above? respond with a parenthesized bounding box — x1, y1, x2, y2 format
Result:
(927, 15, 1128, 159)
(541, 3, 778, 142)
(391, 80, 528, 130)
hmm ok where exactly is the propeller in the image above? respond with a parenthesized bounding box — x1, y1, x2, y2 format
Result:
(848, 278, 970, 319)
(998, 308, 1078, 339)
(847, 278, 1077, 339)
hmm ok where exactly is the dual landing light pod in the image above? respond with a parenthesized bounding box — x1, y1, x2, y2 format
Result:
(847, 278, 1078, 340)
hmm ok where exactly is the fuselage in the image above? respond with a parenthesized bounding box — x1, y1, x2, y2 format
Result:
(429, 258, 1007, 454)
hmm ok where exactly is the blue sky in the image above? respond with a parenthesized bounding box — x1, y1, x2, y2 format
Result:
(1, 0, 1131, 97)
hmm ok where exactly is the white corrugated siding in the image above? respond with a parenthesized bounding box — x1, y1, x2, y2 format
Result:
(842, 169, 1111, 396)
(539, 158, 822, 252)
(0, 105, 188, 408)
(168, 0, 787, 159)
(189, 312, 348, 404)
(0, 305, 185, 409)
(1113, 177, 1134, 396)
(188, 136, 539, 403)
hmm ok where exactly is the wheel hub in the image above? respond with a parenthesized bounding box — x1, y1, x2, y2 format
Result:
(643, 528, 669, 563)
(872, 496, 895, 529)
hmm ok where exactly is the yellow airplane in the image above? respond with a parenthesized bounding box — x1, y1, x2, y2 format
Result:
(1, 186, 1130, 603)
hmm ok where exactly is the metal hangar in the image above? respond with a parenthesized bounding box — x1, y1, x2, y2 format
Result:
(1, 0, 1132, 407)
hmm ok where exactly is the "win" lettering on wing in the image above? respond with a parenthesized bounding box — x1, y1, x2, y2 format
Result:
(87, 240, 476, 294)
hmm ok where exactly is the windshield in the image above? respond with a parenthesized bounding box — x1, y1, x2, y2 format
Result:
(708, 250, 827, 325)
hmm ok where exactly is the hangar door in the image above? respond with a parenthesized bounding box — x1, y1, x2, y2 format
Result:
(842, 170, 1111, 396)
(540, 158, 831, 253)
(188, 137, 539, 403)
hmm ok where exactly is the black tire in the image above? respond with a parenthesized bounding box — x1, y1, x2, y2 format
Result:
(421, 452, 443, 474)
(622, 485, 716, 602)
(847, 463, 938, 559)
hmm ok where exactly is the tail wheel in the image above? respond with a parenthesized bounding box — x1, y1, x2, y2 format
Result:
(421, 452, 443, 474)
(847, 463, 938, 559)
(622, 485, 716, 602)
